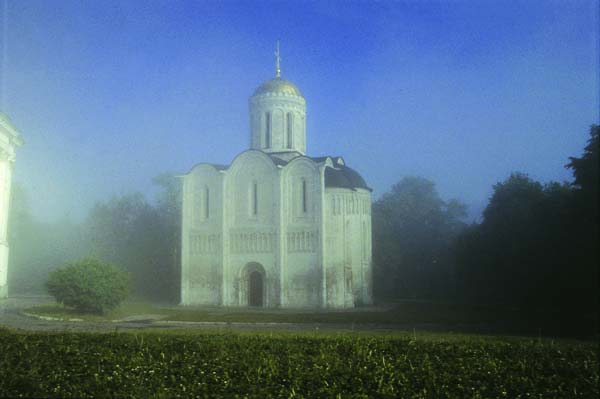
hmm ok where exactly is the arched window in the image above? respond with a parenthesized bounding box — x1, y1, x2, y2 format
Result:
(362, 221, 367, 261)
(302, 178, 307, 213)
(193, 188, 202, 226)
(204, 187, 209, 219)
(252, 182, 258, 216)
(286, 112, 293, 149)
(265, 112, 271, 149)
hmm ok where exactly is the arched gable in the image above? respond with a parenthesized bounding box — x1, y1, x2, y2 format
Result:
(282, 156, 321, 221)
(226, 150, 280, 226)
(187, 164, 224, 183)
(184, 164, 223, 229)
(227, 149, 280, 177)
(282, 156, 320, 177)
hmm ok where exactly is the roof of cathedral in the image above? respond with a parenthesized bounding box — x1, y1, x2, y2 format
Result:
(253, 77, 303, 97)
(268, 156, 289, 167)
(185, 152, 370, 191)
(309, 156, 344, 165)
(269, 153, 371, 191)
(324, 165, 371, 191)
(209, 164, 229, 171)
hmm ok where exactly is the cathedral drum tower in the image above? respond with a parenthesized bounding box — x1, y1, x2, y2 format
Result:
(249, 46, 306, 156)
(180, 45, 372, 308)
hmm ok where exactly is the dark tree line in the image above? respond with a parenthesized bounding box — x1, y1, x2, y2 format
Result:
(455, 126, 598, 310)
(372, 125, 598, 313)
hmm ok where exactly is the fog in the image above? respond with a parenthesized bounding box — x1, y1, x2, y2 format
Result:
(1, 1, 598, 318)
(1, 1, 597, 224)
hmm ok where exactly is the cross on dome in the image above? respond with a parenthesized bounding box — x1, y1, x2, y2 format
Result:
(275, 41, 281, 77)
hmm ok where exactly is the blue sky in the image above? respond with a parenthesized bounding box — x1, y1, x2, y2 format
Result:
(1, 0, 598, 222)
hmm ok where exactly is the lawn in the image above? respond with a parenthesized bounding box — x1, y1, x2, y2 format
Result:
(25, 300, 598, 338)
(23, 302, 173, 322)
(0, 327, 597, 398)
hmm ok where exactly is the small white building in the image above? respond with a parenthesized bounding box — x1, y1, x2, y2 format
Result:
(0, 113, 23, 298)
(180, 58, 372, 308)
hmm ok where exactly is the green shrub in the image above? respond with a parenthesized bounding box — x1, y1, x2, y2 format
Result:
(46, 257, 130, 314)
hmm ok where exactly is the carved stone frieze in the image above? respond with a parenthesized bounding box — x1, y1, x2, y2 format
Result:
(287, 230, 318, 253)
(190, 233, 220, 255)
(230, 230, 276, 254)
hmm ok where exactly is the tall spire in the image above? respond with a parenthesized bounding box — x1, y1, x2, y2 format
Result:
(275, 40, 281, 77)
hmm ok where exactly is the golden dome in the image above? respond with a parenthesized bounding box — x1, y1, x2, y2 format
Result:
(253, 77, 303, 97)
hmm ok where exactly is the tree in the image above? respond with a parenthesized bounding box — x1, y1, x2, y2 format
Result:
(8, 184, 89, 294)
(46, 257, 129, 314)
(482, 172, 544, 228)
(83, 175, 182, 303)
(85, 193, 170, 300)
(372, 176, 467, 300)
(456, 173, 552, 305)
(566, 125, 599, 200)
(152, 172, 182, 302)
(565, 125, 599, 310)
(455, 126, 598, 312)
(565, 125, 599, 248)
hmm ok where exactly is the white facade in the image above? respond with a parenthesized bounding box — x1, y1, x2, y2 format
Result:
(0, 114, 23, 298)
(181, 73, 372, 308)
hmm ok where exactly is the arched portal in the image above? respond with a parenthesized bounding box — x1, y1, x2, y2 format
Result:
(239, 262, 266, 307)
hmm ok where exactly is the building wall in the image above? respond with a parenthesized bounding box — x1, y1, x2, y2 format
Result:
(225, 150, 281, 307)
(0, 157, 12, 299)
(249, 94, 306, 154)
(280, 157, 322, 307)
(180, 151, 373, 309)
(180, 164, 224, 305)
(0, 116, 20, 299)
(324, 188, 373, 308)
(0, 154, 11, 242)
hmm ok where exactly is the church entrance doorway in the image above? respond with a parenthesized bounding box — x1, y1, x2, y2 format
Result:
(248, 271, 263, 307)
(240, 262, 266, 307)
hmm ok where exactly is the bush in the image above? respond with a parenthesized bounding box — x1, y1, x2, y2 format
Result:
(46, 257, 130, 314)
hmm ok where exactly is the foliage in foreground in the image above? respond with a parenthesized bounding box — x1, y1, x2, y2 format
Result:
(46, 258, 130, 314)
(0, 328, 597, 398)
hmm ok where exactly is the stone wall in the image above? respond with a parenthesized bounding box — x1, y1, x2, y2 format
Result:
(0, 114, 21, 299)
(324, 188, 372, 307)
(180, 151, 372, 309)
(280, 157, 322, 307)
(225, 151, 281, 306)
(249, 93, 306, 154)
(180, 164, 224, 305)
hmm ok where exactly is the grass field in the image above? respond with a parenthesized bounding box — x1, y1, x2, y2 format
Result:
(0, 327, 597, 398)
(26, 301, 598, 338)
(24, 302, 173, 322)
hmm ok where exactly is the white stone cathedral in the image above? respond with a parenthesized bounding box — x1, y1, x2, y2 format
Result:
(180, 51, 372, 308)
(0, 113, 23, 298)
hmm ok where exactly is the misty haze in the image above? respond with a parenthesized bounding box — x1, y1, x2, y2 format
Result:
(0, 1, 597, 398)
